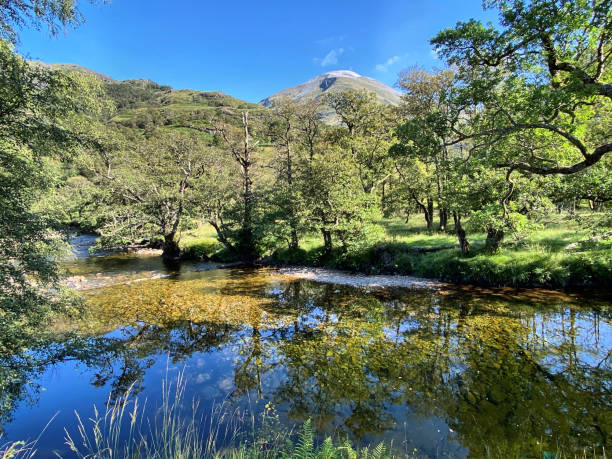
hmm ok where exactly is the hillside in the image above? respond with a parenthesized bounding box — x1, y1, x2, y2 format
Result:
(41, 63, 266, 133)
(260, 70, 402, 123)
(104, 80, 265, 132)
(33, 62, 115, 82)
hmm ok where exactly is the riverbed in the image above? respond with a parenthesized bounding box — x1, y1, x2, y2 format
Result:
(1, 236, 610, 457)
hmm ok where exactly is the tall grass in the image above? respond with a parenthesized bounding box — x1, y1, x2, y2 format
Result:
(0, 442, 37, 459)
(1, 375, 608, 459)
(65, 369, 240, 458)
(0, 413, 57, 459)
(60, 369, 391, 459)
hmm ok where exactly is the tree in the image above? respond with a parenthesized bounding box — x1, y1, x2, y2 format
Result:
(396, 68, 457, 230)
(266, 99, 305, 250)
(0, 0, 103, 44)
(216, 111, 261, 260)
(0, 39, 103, 353)
(431, 0, 612, 175)
(96, 130, 213, 260)
(304, 136, 382, 255)
(325, 90, 395, 196)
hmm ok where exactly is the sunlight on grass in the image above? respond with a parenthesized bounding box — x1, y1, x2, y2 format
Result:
(180, 212, 611, 288)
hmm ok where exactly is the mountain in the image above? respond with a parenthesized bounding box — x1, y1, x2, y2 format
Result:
(33, 62, 116, 82)
(35, 62, 265, 133)
(259, 70, 402, 122)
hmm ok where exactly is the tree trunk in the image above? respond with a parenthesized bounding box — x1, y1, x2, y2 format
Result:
(425, 198, 434, 230)
(381, 179, 387, 217)
(321, 229, 332, 255)
(439, 208, 448, 232)
(453, 212, 469, 255)
(408, 191, 433, 230)
(239, 112, 256, 260)
(289, 226, 299, 250)
(209, 218, 237, 254)
(285, 134, 299, 251)
(162, 233, 181, 260)
(484, 228, 504, 253)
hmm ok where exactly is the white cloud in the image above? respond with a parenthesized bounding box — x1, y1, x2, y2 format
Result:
(375, 55, 400, 72)
(316, 48, 344, 67)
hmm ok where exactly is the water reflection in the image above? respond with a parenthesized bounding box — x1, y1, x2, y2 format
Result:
(1, 263, 611, 458)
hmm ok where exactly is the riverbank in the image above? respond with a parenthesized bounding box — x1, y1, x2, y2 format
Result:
(6, 239, 609, 457)
(269, 239, 612, 290)
(181, 213, 612, 290)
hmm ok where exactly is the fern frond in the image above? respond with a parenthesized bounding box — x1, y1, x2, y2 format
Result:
(315, 436, 335, 459)
(294, 419, 314, 459)
(370, 442, 386, 459)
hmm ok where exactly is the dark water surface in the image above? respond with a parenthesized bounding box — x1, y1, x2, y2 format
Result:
(1, 239, 611, 457)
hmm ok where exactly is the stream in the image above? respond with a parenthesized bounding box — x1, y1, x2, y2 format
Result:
(0, 235, 610, 457)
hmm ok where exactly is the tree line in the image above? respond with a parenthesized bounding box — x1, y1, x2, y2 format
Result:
(1, 0, 611, 355)
(63, 0, 611, 260)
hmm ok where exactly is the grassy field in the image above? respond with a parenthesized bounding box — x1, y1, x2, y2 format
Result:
(180, 212, 612, 289)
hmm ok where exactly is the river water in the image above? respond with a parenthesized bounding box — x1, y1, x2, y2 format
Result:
(1, 236, 610, 457)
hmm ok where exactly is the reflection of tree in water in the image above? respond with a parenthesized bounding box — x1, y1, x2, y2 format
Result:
(444, 305, 612, 456)
(1, 274, 610, 456)
(0, 318, 242, 434)
(267, 287, 611, 455)
(0, 269, 287, 434)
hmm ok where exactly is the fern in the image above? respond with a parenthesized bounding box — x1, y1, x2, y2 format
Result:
(338, 438, 358, 459)
(294, 419, 315, 459)
(316, 437, 335, 459)
(370, 442, 386, 459)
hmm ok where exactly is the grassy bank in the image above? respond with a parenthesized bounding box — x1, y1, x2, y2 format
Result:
(180, 213, 612, 290)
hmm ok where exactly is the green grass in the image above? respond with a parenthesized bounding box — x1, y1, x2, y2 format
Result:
(179, 212, 612, 288)
(274, 213, 612, 289)
(180, 224, 229, 261)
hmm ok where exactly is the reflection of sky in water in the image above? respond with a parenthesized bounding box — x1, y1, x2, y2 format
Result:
(2, 250, 611, 458)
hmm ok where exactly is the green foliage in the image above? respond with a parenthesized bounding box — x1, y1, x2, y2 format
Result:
(0, 0, 104, 44)
(431, 0, 612, 175)
(87, 129, 218, 258)
(0, 38, 104, 354)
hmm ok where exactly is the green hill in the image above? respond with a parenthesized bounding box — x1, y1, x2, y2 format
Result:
(41, 63, 266, 133)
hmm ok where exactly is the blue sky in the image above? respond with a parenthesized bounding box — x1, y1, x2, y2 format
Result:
(16, 0, 495, 103)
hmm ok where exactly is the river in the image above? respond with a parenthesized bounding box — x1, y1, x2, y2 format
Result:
(1, 235, 610, 457)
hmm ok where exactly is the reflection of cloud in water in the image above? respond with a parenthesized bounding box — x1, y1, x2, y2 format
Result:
(6, 257, 609, 458)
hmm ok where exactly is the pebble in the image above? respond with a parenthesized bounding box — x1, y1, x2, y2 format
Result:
(277, 267, 443, 290)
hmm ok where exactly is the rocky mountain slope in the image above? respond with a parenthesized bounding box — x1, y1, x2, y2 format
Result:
(260, 70, 402, 122)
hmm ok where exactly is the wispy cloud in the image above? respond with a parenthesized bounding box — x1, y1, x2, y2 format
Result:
(375, 55, 400, 72)
(314, 48, 345, 67)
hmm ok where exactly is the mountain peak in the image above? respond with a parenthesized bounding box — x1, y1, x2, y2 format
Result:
(321, 70, 361, 79)
(259, 71, 401, 123)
